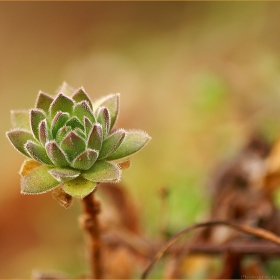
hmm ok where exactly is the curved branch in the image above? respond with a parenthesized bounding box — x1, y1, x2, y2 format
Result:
(141, 220, 280, 279)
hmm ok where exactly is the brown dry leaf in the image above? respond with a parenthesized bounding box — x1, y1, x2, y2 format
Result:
(52, 186, 73, 208)
(19, 159, 42, 177)
(118, 158, 131, 170)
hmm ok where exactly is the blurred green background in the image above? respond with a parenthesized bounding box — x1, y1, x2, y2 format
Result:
(2, 1, 280, 278)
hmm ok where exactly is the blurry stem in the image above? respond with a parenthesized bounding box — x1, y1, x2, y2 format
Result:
(141, 220, 280, 279)
(81, 190, 103, 279)
(158, 186, 170, 240)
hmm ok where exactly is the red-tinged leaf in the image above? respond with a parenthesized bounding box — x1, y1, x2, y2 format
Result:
(35, 91, 54, 112)
(61, 131, 86, 161)
(49, 93, 74, 118)
(30, 109, 46, 140)
(84, 117, 92, 135)
(25, 140, 53, 165)
(82, 160, 121, 183)
(93, 93, 120, 130)
(6, 129, 35, 157)
(21, 164, 60, 194)
(87, 123, 102, 150)
(38, 119, 49, 145)
(99, 129, 126, 160)
(46, 141, 70, 167)
(73, 101, 95, 123)
(97, 107, 110, 137)
(48, 167, 80, 182)
(72, 87, 93, 110)
(71, 149, 98, 170)
(11, 110, 30, 131)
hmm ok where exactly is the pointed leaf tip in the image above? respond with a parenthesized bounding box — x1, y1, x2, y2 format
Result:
(99, 129, 126, 160)
(6, 129, 35, 157)
(46, 141, 70, 167)
(72, 87, 93, 110)
(93, 93, 120, 130)
(87, 123, 102, 150)
(61, 131, 86, 161)
(25, 140, 53, 165)
(71, 149, 98, 170)
(106, 130, 151, 161)
(74, 101, 95, 123)
(97, 107, 111, 137)
(35, 91, 54, 112)
(30, 109, 46, 140)
(49, 93, 74, 118)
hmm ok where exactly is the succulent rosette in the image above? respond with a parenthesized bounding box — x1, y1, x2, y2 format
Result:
(6, 83, 151, 206)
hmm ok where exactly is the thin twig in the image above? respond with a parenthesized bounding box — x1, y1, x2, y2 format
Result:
(141, 220, 280, 279)
(80, 191, 103, 279)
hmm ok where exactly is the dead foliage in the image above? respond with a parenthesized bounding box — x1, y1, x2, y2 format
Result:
(31, 133, 280, 279)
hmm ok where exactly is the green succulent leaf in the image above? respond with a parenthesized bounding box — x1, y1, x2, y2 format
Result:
(82, 160, 121, 183)
(106, 130, 151, 161)
(8, 84, 151, 199)
(52, 186, 73, 208)
(61, 131, 86, 161)
(11, 110, 30, 131)
(73, 101, 95, 123)
(6, 129, 35, 157)
(83, 117, 92, 135)
(62, 177, 97, 198)
(38, 119, 49, 145)
(46, 141, 70, 166)
(55, 126, 71, 144)
(21, 164, 60, 194)
(35, 91, 54, 112)
(93, 93, 120, 130)
(48, 167, 80, 182)
(65, 116, 84, 131)
(87, 123, 102, 150)
(49, 93, 74, 118)
(30, 109, 46, 140)
(99, 129, 126, 160)
(25, 140, 53, 165)
(71, 149, 98, 170)
(51, 111, 69, 138)
(72, 88, 93, 110)
(97, 107, 110, 138)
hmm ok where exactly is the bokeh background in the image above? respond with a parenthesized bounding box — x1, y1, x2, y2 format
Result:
(2, 1, 280, 278)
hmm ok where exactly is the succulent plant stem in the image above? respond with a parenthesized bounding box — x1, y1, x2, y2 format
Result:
(80, 189, 103, 279)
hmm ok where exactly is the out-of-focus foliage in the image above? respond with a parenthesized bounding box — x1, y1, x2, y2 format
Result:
(2, 1, 280, 278)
